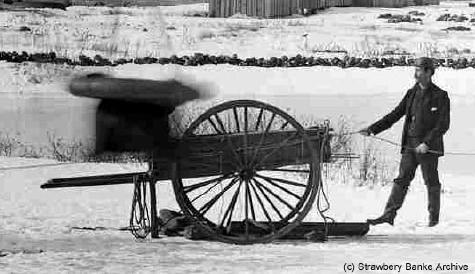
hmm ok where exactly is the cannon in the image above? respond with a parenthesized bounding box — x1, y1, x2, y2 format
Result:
(41, 74, 368, 244)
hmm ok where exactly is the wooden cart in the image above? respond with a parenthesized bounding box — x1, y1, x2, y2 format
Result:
(41, 77, 368, 245)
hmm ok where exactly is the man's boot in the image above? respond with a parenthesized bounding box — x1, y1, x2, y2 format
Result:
(427, 185, 441, 227)
(367, 183, 409, 226)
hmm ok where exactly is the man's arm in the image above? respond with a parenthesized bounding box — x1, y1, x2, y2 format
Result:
(366, 90, 411, 135)
(423, 91, 450, 145)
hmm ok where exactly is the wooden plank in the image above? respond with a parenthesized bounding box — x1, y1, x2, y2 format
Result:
(210, 0, 214, 16)
(270, 0, 277, 18)
(221, 0, 225, 17)
(258, 0, 261, 16)
(279, 0, 283, 17)
(285, 0, 288, 16)
(150, 181, 159, 238)
(265, 0, 270, 18)
(250, 0, 253, 16)
(40, 172, 148, 188)
(214, 0, 218, 17)
(219, 0, 223, 17)
(232, 0, 235, 16)
(257, 0, 261, 17)
(249, 0, 252, 16)
(258, 0, 261, 17)
(229, 222, 371, 238)
(224, 0, 228, 17)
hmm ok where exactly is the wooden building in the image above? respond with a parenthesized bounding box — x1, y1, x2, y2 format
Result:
(208, 0, 351, 18)
(209, 0, 438, 18)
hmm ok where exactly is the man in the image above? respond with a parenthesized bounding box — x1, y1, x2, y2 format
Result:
(359, 57, 450, 227)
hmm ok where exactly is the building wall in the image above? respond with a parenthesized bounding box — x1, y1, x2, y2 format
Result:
(209, 0, 440, 18)
(209, 0, 351, 18)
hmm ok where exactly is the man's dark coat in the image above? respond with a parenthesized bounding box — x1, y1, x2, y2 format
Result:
(368, 82, 450, 156)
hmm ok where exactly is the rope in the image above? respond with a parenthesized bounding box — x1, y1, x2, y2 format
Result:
(368, 135, 475, 156)
(313, 121, 336, 241)
(129, 175, 151, 239)
(331, 131, 475, 156)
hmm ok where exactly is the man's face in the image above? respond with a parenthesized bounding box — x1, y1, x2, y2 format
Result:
(414, 66, 432, 84)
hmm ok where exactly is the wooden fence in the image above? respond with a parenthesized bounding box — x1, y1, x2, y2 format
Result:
(209, 0, 439, 17)
(208, 0, 346, 18)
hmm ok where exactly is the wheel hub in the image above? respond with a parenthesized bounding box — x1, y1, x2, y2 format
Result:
(239, 169, 256, 181)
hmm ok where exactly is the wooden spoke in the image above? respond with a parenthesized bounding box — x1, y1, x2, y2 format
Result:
(249, 112, 277, 167)
(253, 178, 295, 211)
(252, 178, 284, 220)
(264, 113, 277, 133)
(243, 106, 249, 166)
(206, 117, 222, 134)
(213, 113, 227, 134)
(199, 177, 239, 216)
(190, 176, 232, 203)
(220, 179, 243, 230)
(254, 108, 264, 131)
(280, 121, 289, 130)
(246, 179, 256, 220)
(244, 179, 249, 238)
(213, 113, 244, 169)
(184, 174, 232, 193)
(258, 175, 301, 200)
(255, 173, 307, 188)
(233, 107, 240, 133)
(249, 178, 273, 226)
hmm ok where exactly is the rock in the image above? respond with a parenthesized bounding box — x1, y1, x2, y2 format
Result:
(455, 15, 469, 22)
(436, 14, 450, 21)
(408, 11, 425, 16)
(158, 209, 194, 236)
(19, 26, 31, 32)
(304, 229, 327, 242)
(158, 57, 170, 64)
(183, 225, 209, 240)
(444, 26, 471, 31)
(378, 13, 393, 19)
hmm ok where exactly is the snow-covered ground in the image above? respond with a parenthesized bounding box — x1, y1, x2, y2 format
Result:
(1, 1, 475, 59)
(1, 156, 475, 273)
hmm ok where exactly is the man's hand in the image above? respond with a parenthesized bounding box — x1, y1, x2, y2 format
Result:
(415, 143, 429, 154)
(358, 128, 372, 136)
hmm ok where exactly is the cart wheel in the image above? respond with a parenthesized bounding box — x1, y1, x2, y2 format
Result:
(173, 100, 321, 244)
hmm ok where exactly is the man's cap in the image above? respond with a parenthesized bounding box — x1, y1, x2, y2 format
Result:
(415, 57, 435, 70)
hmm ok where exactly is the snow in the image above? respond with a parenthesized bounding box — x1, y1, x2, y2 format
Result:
(2, 2, 475, 59)
(1, 156, 475, 273)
